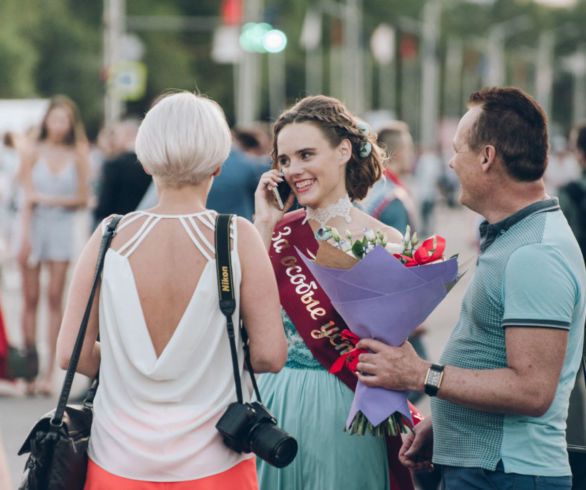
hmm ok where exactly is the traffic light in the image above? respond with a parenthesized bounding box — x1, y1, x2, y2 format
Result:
(239, 22, 287, 53)
(263, 28, 287, 53)
(221, 0, 242, 26)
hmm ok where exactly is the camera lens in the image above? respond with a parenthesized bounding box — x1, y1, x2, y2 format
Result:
(250, 423, 298, 468)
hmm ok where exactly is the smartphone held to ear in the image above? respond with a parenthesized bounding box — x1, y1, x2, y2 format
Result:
(272, 179, 292, 210)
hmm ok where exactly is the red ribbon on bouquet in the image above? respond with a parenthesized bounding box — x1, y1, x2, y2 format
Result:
(329, 330, 367, 373)
(394, 235, 446, 267)
(330, 329, 425, 429)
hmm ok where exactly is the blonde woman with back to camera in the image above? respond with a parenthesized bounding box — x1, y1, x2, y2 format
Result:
(56, 91, 287, 489)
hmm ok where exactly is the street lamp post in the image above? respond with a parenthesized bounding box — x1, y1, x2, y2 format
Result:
(485, 24, 506, 87)
(268, 49, 286, 119)
(483, 16, 531, 88)
(236, 0, 263, 125)
(420, 1, 441, 150)
(301, 9, 323, 96)
(573, 49, 586, 124)
(563, 47, 586, 124)
(535, 31, 554, 119)
(370, 24, 395, 112)
(343, 0, 364, 114)
(103, 0, 125, 125)
(444, 37, 463, 117)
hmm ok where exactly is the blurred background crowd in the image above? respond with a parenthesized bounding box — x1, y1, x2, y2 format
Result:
(1, 0, 585, 248)
(1, 0, 586, 399)
(2, 0, 586, 405)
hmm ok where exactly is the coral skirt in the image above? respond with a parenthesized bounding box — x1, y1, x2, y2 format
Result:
(84, 457, 258, 490)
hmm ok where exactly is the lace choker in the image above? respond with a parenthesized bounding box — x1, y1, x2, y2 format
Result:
(303, 195, 353, 228)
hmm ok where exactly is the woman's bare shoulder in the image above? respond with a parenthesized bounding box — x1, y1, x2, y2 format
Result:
(20, 142, 40, 165)
(235, 216, 264, 247)
(73, 141, 90, 165)
(357, 210, 403, 243)
(379, 222, 402, 243)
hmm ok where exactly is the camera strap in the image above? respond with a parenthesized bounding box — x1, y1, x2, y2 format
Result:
(215, 213, 263, 404)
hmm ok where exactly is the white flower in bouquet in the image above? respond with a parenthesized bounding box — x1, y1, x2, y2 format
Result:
(384, 242, 404, 255)
(316, 226, 392, 260)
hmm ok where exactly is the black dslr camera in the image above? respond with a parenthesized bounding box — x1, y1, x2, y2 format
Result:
(216, 401, 298, 468)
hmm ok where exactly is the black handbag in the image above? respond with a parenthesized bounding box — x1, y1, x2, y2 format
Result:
(17, 216, 122, 490)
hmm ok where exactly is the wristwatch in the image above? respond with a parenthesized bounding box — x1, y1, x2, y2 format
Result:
(424, 363, 445, 397)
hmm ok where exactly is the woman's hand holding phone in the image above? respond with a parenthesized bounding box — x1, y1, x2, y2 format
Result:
(255, 171, 294, 215)
(254, 170, 294, 217)
(254, 170, 295, 249)
(272, 178, 292, 210)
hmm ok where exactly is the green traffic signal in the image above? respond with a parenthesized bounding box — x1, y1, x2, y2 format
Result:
(263, 29, 287, 53)
(239, 22, 287, 53)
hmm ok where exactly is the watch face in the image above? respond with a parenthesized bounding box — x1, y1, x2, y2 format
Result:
(425, 365, 444, 396)
(427, 369, 442, 387)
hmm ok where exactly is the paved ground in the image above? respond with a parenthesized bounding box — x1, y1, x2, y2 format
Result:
(0, 204, 479, 488)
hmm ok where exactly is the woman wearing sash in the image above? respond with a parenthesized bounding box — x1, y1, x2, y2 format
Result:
(253, 95, 414, 490)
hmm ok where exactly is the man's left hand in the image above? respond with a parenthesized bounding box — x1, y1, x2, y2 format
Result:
(355, 338, 429, 392)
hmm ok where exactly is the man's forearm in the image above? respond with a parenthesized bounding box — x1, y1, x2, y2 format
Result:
(434, 365, 554, 417)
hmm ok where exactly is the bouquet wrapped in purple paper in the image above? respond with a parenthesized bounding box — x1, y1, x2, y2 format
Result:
(297, 226, 459, 437)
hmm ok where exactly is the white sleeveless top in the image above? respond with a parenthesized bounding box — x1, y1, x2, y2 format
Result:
(88, 210, 253, 481)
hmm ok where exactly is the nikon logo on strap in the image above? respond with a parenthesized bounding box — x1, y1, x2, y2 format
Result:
(221, 265, 231, 292)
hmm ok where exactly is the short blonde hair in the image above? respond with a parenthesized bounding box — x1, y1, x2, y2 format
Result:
(135, 91, 231, 187)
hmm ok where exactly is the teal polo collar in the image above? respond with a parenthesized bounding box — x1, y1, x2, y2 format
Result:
(479, 198, 559, 252)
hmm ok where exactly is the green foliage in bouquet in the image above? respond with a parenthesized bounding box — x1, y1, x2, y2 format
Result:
(346, 411, 414, 438)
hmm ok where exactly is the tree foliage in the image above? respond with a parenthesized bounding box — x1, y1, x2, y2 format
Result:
(0, 0, 38, 98)
(1, 0, 585, 138)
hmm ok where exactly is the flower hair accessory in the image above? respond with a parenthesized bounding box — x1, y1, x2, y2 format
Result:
(357, 122, 372, 158)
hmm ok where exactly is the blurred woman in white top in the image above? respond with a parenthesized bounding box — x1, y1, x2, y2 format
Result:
(57, 91, 287, 489)
(17, 95, 89, 395)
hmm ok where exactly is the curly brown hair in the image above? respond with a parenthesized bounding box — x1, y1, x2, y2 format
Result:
(271, 95, 383, 201)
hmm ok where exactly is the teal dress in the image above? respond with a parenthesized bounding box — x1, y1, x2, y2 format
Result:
(256, 310, 389, 490)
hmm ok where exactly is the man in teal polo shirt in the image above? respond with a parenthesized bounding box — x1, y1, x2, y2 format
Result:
(355, 87, 586, 489)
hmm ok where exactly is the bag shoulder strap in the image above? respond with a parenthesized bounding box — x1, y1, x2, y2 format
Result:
(52, 215, 123, 426)
(214, 214, 262, 403)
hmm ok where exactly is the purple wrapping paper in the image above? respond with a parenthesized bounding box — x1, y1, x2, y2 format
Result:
(297, 245, 458, 429)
